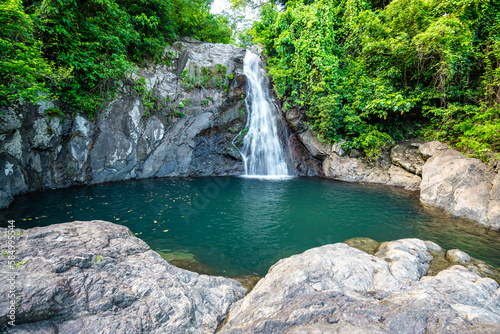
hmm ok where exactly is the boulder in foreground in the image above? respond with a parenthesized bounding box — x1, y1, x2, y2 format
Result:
(0, 220, 245, 333)
(221, 239, 500, 333)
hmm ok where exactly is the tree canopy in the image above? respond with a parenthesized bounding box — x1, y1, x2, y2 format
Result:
(249, 0, 500, 160)
(0, 0, 233, 117)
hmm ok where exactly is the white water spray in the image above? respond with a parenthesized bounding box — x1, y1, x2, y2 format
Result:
(241, 51, 290, 177)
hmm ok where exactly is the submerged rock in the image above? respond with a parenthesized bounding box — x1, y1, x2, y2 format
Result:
(343, 237, 380, 254)
(220, 240, 500, 333)
(0, 221, 245, 333)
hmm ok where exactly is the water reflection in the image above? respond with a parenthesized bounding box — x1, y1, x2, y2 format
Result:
(0, 177, 498, 276)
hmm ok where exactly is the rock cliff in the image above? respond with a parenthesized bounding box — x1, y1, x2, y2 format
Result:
(0, 41, 249, 208)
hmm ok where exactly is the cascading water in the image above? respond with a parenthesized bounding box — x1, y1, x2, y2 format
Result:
(241, 51, 290, 177)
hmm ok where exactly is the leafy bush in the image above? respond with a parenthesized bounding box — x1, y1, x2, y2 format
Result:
(1, 0, 233, 117)
(0, 0, 69, 105)
(252, 0, 500, 160)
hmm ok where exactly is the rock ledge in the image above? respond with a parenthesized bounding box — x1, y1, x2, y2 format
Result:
(0, 220, 245, 333)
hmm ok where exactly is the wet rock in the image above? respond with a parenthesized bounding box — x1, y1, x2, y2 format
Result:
(0, 221, 245, 333)
(446, 249, 472, 265)
(343, 237, 380, 255)
(232, 275, 262, 293)
(220, 241, 500, 333)
(420, 148, 498, 229)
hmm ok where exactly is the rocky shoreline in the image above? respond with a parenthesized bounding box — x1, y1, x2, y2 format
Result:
(1, 40, 499, 231)
(1, 221, 499, 333)
(290, 119, 500, 230)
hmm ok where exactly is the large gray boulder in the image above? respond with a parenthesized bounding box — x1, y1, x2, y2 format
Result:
(220, 240, 500, 333)
(0, 221, 245, 333)
(298, 128, 331, 160)
(323, 154, 421, 191)
(420, 146, 499, 229)
(418, 140, 448, 160)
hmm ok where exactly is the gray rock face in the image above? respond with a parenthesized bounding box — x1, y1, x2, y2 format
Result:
(0, 221, 245, 333)
(0, 41, 248, 208)
(390, 142, 425, 175)
(298, 129, 331, 160)
(420, 148, 499, 229)
(418, 140, 448, 160)
(0, 106, 23, 134)
(220, 241, 500, 333)
(323, 154, 421, 191)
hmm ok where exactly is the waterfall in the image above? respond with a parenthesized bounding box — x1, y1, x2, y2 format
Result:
(241, 51, 290, 177)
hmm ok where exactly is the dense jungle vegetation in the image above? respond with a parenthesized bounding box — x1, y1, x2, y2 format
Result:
(2, 0, 499, 161)
(246, 0, 500, 160)
(0, 0, 233, 117)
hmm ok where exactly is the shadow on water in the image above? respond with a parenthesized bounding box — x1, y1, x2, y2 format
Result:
(1, 176, 499, 276)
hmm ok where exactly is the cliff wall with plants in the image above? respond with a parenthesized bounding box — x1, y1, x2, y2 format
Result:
(1, 0, 233, 118)
(249, 0, 499, 161)
(0, 40, 250, 208)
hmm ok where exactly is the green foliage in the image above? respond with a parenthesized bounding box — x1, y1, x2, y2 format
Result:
(0, 0, 70, 105)
(1, 0, 233, 118)
(93, 254, 103, 265)
(253, 0, 500, 160)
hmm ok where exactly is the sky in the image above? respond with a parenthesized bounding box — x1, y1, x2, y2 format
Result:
(210, 0, 259, 24)
(210, 0, 232, 14)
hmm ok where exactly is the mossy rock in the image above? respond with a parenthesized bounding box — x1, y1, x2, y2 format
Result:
(232, 275, 262, 293)
(343, 237, 380, 255)
(170, 259, 222, 276)
(156, 250, 197, 263)
(427, 250, 452, 276)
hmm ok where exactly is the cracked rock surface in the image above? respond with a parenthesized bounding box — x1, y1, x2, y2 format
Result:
(0, 220, 245, 333)
(220, 239, 500, 333)
(0, 41, 248, 209)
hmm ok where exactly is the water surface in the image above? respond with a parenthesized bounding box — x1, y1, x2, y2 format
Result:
(1, 177, 498, 276)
